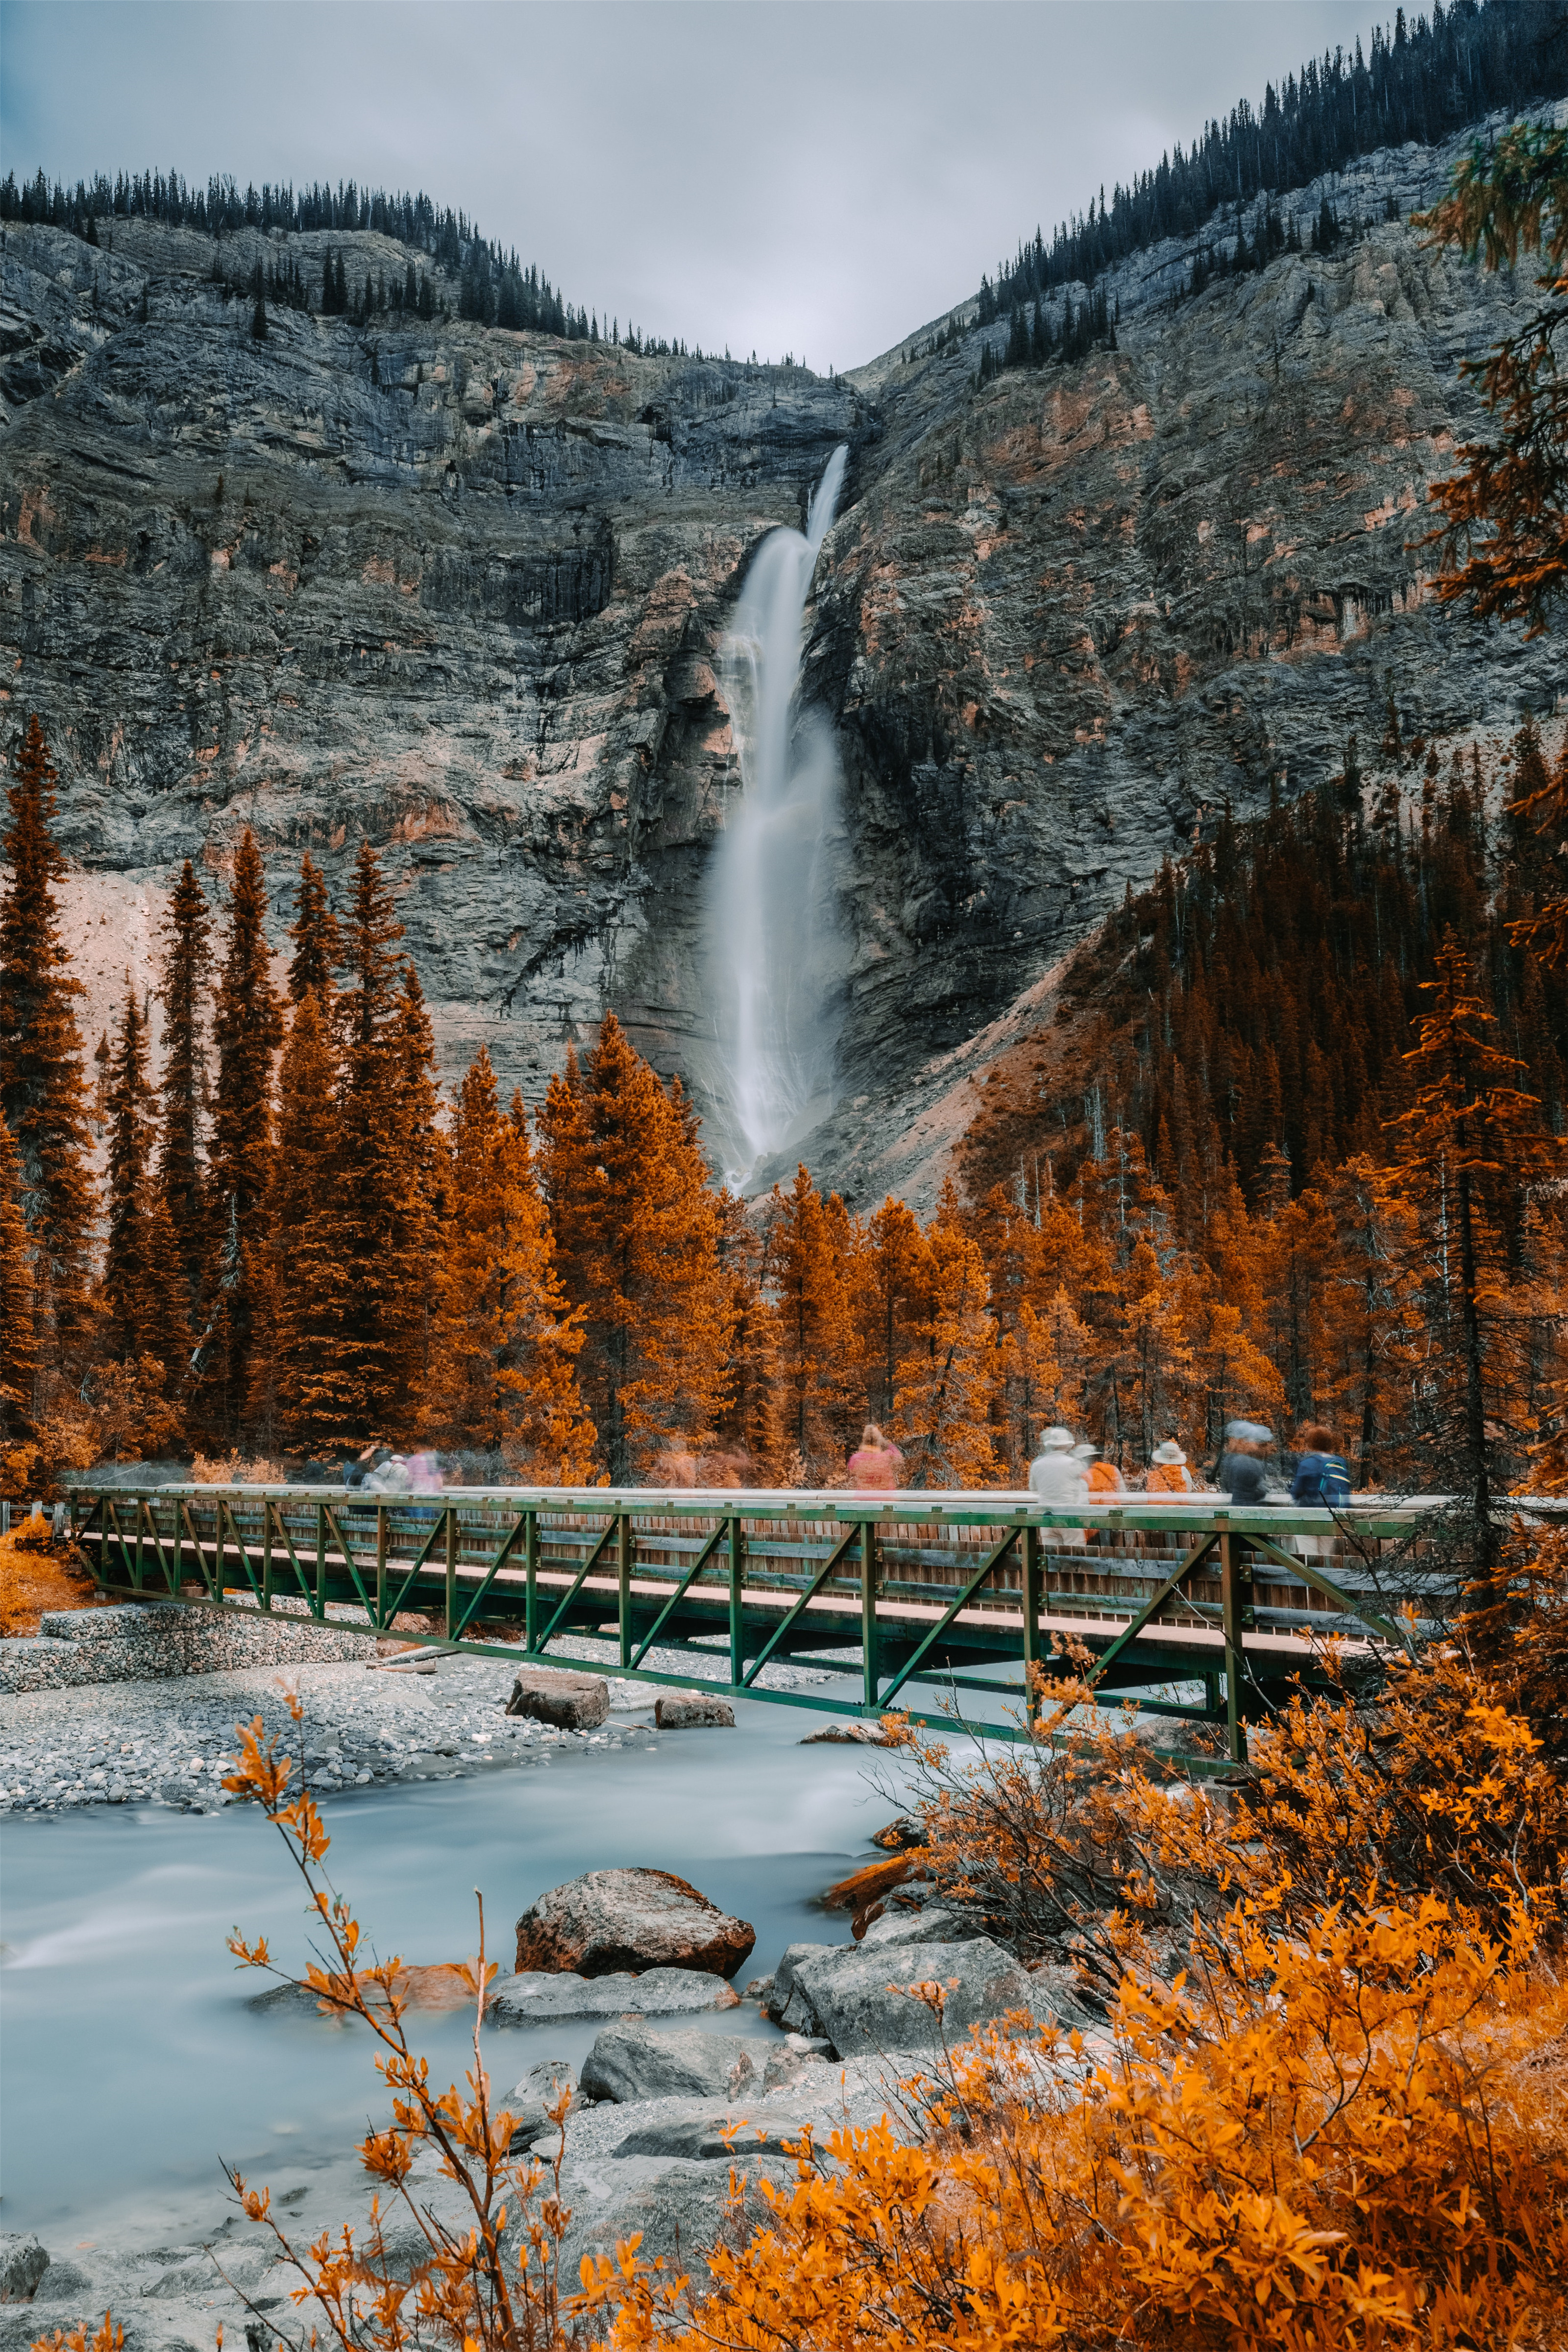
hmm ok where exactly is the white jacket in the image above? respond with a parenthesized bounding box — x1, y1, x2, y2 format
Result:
(1029, 1452, 1089, 1507)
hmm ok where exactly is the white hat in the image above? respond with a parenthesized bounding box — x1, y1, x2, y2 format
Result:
(1035, 1426, 1075, 1452)
(1152, 1440, 1186, 1465)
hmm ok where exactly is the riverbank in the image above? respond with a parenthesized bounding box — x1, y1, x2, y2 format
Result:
(0, 1635, 839, 1816)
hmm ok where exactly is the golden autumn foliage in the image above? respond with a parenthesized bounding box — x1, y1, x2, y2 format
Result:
(592, 1900, 1568, 2352)
(0, 1519, 95, 1635)
(40, 1599, 1563, 2352)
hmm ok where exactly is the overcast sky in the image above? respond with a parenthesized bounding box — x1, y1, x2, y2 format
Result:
(2, 0, 1384, 370)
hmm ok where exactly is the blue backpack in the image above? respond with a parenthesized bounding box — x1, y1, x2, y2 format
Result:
(1297, 1451, 1350, 1507)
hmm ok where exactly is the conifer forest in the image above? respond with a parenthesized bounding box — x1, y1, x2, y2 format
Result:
(5, 697, 1568, 1501)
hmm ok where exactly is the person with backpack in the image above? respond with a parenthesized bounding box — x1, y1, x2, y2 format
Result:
(1291, 1423, 1351, 1506)
(1028, 1426, 1088, 1545)
(1291, 1421, 1350, 1559)
(1146, 1440, 1193, 1494)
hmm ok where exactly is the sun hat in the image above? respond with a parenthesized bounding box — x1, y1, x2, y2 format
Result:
(1035, 1426, 1076, 1452)
(1152, 1440, 1186, 1465)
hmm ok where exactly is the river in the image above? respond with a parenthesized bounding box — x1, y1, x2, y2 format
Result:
(0, 1695, 926, 2241)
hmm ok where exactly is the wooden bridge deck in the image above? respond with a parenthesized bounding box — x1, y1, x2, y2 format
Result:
(69, 1481, 1523, 1763)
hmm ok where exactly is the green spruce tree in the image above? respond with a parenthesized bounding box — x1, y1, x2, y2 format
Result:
(0, 716, 98, 1378)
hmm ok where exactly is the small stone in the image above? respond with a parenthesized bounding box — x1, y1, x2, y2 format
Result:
(653, 1692, 735, 1730)
(504, 1669, 610, 1731)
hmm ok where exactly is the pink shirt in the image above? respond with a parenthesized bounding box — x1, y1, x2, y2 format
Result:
(847, 1446, 902, 1492)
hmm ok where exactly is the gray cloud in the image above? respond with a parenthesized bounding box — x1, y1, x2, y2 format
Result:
(1, 0, 1382, 368)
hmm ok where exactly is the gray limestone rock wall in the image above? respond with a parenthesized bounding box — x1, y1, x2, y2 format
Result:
(1, 107, 1564, 1205)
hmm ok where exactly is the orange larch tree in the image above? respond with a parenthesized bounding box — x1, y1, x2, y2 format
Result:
(1390, 931, 1560, 1597)
(257, 990, 354, 1455)
(761, 1162, 857, 1476)
(330, 843, 434, 1445)
(155, 856, 212, 1321)
(539, 1014, 730, 1481)
(0, 1109, 37, 1481)
(894, 1180, 999, 1489)
(423, 1049, 593, 1480)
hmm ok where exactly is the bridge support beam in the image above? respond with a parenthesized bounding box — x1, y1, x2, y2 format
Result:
(728, 1516, 743, 1686)
(860, 1519, 879, 1714)
(1219, 1530, 1254, 1765)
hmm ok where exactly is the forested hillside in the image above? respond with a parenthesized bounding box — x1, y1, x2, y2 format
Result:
(980, 0, 1566, 312)
(5, 707, 1568, 1499)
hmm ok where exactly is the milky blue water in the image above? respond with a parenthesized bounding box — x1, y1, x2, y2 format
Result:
(1, 1698, 922, 2236)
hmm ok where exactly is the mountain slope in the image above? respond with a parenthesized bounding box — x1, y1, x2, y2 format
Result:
(0, 106, 1564, 1206)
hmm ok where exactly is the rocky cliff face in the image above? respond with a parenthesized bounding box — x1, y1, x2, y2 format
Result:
(1, 108, 1564, 1208)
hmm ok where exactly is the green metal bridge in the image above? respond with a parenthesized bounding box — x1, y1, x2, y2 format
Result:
(67, 1480, 1481, 1765)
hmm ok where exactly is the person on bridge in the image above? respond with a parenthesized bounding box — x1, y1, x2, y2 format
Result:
(1146, 1440, 1193, 1493)
(1077, 1445, 1125, 1497)
(1291, 1423, 1351, 1506)
(1219, 1421, 1275, 1505)
(1028, 1427, 1089, 1544)
(1291, 1422, 1350, 1560)
(847, 1423, 904, 1492)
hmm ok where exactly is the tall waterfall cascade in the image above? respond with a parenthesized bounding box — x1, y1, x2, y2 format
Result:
(704, 446, 850, 1187)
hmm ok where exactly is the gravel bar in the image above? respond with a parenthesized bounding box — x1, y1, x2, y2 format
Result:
(0, 1634, 833, 1816)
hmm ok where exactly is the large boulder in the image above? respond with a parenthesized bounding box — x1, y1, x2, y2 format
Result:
(0, 2237, 48, 2303)
(765, 1937, 1037, 2055)
(514, 1869, 755, 1979)
(857, 1906, 972, 1949)
(579, 2023, 758, 2104)
(504, 1668, 609, 1730)
(486, 1965, 741, 2024)
(557, 2158, 793, 2294)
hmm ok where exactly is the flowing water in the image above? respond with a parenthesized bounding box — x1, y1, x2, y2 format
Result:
(705, 448, 850, 1184)
(0, 1697, 920, 2238)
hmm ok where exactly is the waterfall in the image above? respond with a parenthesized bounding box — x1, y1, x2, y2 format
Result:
(705, 445, 850, 1186)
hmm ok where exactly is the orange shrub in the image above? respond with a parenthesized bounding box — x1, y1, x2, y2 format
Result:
(0, 1524, 96, 1635)
(591, 1896, 1568, 2352)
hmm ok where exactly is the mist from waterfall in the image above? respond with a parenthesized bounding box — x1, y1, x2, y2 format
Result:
(706, 445, 850, 1186)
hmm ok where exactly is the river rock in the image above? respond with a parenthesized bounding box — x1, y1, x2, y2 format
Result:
(799, 1722, 897, 1746)
(514, 1868, 755, 1979)
(486, 1965, 741, 2024)
(557, 2157, 795, 2295)
(0, 2237, 48, 2303)
(870, 1815, 926, 1850)
(500, 2058, 577, 2147)
(653, 1692, 735, 1729)
(766, 1937, 1036, 2055)
(504, 1668, 609, 1731)
(609, 2106, 807, 2161)
(579, 2023, 758, 2105)
(857, 1906, 970, 1948)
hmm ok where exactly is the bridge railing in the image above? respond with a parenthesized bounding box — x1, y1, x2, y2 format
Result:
(69, 1483, 1561, 1763)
